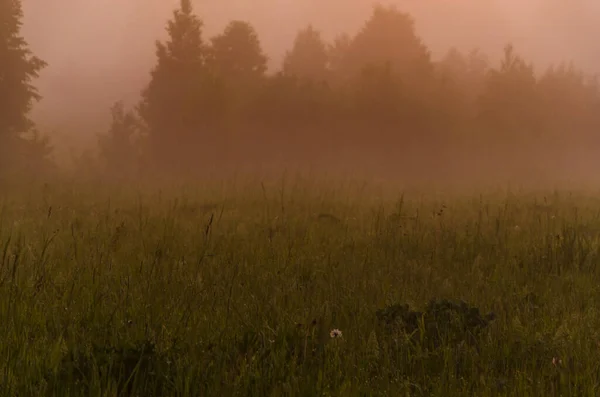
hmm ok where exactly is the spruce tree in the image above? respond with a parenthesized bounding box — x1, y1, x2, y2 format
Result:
(139, 0, 209, 173)
(477, 44, 540, 139)
(209, 21, 267, 82)
(0, 0, 48, 175)
(283, 25, 329, 82)
(207, 20, 267, 124)
(98, 101, 139, 178)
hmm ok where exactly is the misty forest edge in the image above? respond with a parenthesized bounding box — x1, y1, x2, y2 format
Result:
(2, 0, 600, 183)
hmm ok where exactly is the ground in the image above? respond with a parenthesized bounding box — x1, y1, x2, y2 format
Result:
(1, 179, 600, 396)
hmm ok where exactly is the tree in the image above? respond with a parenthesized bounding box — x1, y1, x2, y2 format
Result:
(327, 33, 351, 85)
(477, 44, 540, 139)
(342, 4, 436, 136)
(98, 101, 139, 177)
(341, 5, 433, 84)
(352, 62, 402, 124)
(209, 21, 267, 82)
(283, 25, 329, 82)
(435, 48, 489, 125)
(0, 0, 51, 176)
(138, 0, 213, 173)
(208, 20, 268, 121)
(537, 63, 600, 139)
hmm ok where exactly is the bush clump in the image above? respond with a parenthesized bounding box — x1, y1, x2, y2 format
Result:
(376, 299, 496, 350)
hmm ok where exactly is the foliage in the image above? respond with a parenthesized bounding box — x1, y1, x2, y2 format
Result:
(283, 25, 329, 82)
(8, 1, 600, 178)
(138, 0, 210, 174)
(342, 5, 433, 84)
(115, 2, 600, 179)
(98, 101, 140, 178)
(208, 20, 268, 123)
(376, 299, 496, 351)
(16, 2, 576, 179)
(208, 20, 268, 83)
(477, 45, 540, 139)
(0, 0, 51, 177)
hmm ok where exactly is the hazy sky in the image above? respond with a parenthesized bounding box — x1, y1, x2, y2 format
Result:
(19, 0, 600, 139)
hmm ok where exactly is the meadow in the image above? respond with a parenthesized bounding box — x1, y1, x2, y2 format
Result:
(2, 177, 600, 396)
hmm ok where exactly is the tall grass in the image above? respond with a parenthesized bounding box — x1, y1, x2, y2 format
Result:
(1, 180, 600, 396)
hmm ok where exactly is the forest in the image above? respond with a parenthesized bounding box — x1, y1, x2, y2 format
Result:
(4, 0, 600, 185)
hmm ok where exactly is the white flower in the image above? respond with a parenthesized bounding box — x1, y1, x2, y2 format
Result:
(552, 357, 562, 366)
(330, 329, 342, 338)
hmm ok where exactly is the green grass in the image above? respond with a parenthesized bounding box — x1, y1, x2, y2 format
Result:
(2, 179, 600, 396)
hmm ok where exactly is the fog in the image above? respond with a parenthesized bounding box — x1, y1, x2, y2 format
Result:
(17, 0, 600, 180)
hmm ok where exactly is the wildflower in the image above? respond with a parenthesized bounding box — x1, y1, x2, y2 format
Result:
(330, 329, 342, 338)
(552, 357, 562, 366)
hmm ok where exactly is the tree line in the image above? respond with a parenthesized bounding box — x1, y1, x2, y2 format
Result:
(3, 0, 600, 182)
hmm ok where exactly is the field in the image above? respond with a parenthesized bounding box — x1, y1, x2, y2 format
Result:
(2, 178, 600, 396)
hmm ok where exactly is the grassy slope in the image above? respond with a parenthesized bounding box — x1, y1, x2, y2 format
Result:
(1, 180, 600, 396)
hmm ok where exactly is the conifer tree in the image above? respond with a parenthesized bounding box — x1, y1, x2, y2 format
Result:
(209, 20, 267, 83)
(0, 0, 50, 175)
(138, 0, 210, 173)
(283, 25, 329, 82)
(477, 44, 540, 139)
(343, 5, 432, 82)
(98, 101, 139, 177)
(207, 20, 267, 122)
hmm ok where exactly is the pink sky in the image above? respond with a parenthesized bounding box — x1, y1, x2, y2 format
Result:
(19, 0, 600, 136)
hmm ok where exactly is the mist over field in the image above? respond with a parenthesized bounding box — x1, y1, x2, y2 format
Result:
(17, 0, 600, 185)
